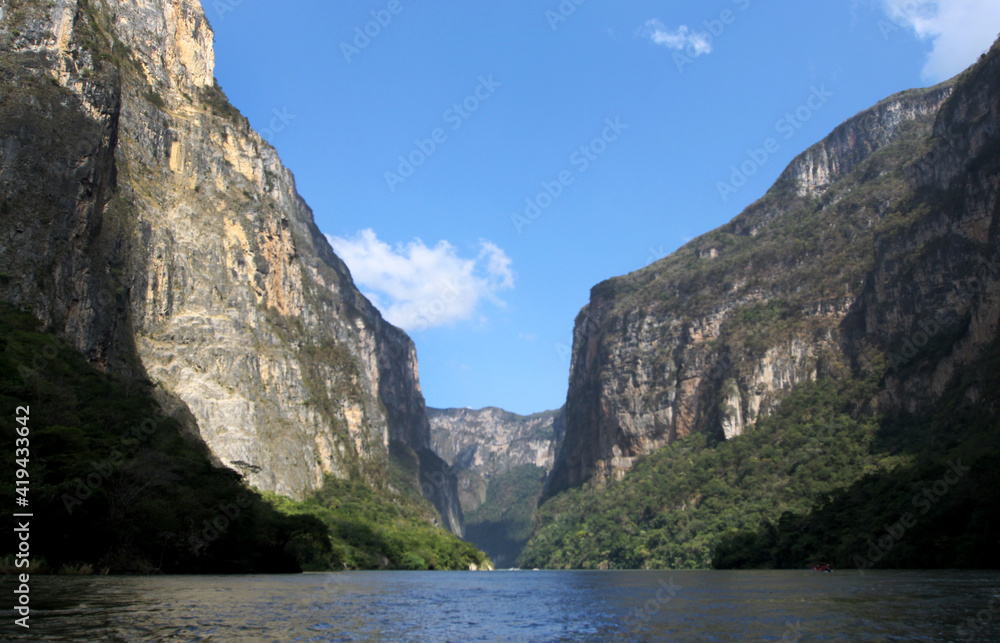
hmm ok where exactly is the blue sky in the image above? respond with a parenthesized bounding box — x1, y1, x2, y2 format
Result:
(207, 0, 999, 415)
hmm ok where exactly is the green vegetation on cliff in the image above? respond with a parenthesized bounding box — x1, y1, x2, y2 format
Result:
(464, 464, 546, 567)
(522, 359, 1000, 570)
(521, 379, 895, 569)
(713, 337, 1000, 571)
(0, 306, 487, 573)
(530, 40, 1000, 571)
(268, 477, 491, 571)
(0, 305, 326, 574)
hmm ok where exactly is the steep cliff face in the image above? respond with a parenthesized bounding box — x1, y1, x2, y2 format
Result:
(428, 406, 563, 513)
(547, 43, 999, 498)
(0, 0, 462, 533)
(847, 50, 1000, 416)
(428, 406, 564, 565)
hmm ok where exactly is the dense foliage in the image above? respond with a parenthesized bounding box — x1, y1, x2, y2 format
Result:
(520, 379, 899, 569)
(0, 306, 488, 574)
(522, 342, 1000, 571)
(268, 477, 491, 571)
(524, 47, 1000, 571)
(0, 305, 326, 573)
(464, 464, 546, 567)
(714, 338, 1000, 571)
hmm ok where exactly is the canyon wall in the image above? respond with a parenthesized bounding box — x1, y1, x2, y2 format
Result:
(428, 406, 563, 513)
(0, 0, 462, 533)
(547, 44, 999, 497)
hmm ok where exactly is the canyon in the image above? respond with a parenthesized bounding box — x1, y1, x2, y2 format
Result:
(0, 0, 462, 535)
(2, 0, 997, 573)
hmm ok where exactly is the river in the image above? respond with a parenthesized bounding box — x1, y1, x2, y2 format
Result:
(1, 570, 998, 641)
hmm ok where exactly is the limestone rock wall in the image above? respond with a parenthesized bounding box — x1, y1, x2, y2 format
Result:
(428, 406, 563, 513)
(547, 45, 999, 497)
(0, 0, 463, 533)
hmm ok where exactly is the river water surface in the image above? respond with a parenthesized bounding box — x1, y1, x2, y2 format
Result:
(1, 570, 998, 641)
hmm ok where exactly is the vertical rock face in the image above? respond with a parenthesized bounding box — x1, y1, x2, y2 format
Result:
(848, 48, 1000, 417)
(428, 406, 564, 564)
(428, 406, 564, 513)
(0, 0, 462, 533)
(547, 43, 1000, 498)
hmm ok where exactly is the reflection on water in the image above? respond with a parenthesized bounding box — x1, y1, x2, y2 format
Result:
(1, 570, 998, 641)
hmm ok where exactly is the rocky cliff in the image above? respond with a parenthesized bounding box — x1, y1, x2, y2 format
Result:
(546, 41, 999, 498)
(0, 0, 462, 534)
(428, 406, 563, 513)
(428, 406, 564, 565)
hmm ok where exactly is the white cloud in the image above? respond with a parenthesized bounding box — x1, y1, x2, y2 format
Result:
(882, 0, 1000, 81)
(641, 19, 713, 56)
(326, 229, 514, 332)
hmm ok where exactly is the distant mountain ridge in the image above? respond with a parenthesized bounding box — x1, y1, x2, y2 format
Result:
(427, 406, 564, 565)
(428, 406, 564, 503)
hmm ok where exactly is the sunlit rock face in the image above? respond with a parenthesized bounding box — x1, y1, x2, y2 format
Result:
(0, 0, 463, 534)
(547, 47, 1000, 497)
(428, 406, 564, 513)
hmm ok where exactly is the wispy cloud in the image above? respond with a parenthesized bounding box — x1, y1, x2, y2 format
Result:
(326, 230, 514, 332)
(640, 19, 713, 56)
(882, 0, 1000, 81)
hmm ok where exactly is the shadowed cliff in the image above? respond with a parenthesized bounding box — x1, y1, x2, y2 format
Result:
(0, 0, 463, 536)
